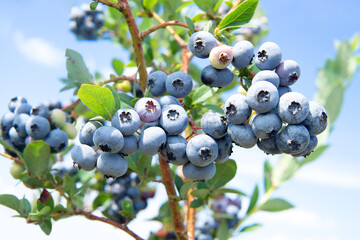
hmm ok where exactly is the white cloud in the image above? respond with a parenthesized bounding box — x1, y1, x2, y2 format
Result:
(13, 31, 63, 67)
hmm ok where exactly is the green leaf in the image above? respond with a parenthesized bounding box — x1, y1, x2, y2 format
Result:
(0, 194, 20, 214)
(214, 188, 246, 196)
(61, 174, 77, 196)
(272, 155, 300, 187)
(37, 189, 54, 212)
(143, 0, 158, 10)
(217, 0, 259, 31)
(121, 200, 134, 218)
(207, 160, 236, 190)
(78, 84, 117, 120)
(174, 175, 185, 194)
(104, 85, 121, 110)
(240, 223, 262, 232)
(23, 141, 51, 178)
(118, 93, 134, 107)
(264, 159, 273, 192)
(300, 144, 329, 166)
(203, 104, 223, 114)
(29, 206, 51, 220)
(111, 59, 124, 76)
(259, 198, 294, 212)
(92, 193, 112, 210)
(65, 49, 93, 84)
(180, 181, 196, 198)
(247, 185, 259, 214)
(194, 0, 219, 13)
(39, 219, 52, 235)
(191, 189, 209, 200)
(216, 220, 229, 240)
(192, 85, 217, 105)
(190, 199, 203, 208)
(185, 16, 195, 34)
(90, 1, 98, 10)
(201, 21, 213, 33)
(19, 197, 32, 217)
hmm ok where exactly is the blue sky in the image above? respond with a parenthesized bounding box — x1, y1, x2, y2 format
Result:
(0, 1, 360, 239)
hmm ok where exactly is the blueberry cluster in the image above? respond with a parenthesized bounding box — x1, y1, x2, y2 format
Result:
(69, 4, 104, 40)
(195, 196, 242, 240)
(1, 96, 75, 155)
(107, 173, 155, 223)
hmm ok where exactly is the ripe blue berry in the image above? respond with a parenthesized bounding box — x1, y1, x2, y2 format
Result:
(255, 42, 282, 70)
(8, 96, 27, 112)
(93, 126, 124, 153)
(302, 101, 327, 136)
(13, 113, 30, 137)
(182, 162, 216, 181)
(228, 123, 258, 148)
(147, 70, 167, 96)
(9, 127, 25, 149)
(139, 126, 166, 156)
(188, 31, 217, 58)
(160, 135, 189, 166)
(186, 134, 218, 167)
(251, 112, 282, 139)
(71, 144, 98, 171)
(119, 135, 138, 156)
(25, 116, 50, 139)
(159, 104, 188, 135)
(45, 129, 69, 153)
(166, 71, 193, 98)
(252, 70, 280, 88)
(97, 153, 128, 178)
(246, 81, 279, 113)
(79, 121, 102, 146)
(276, 60, 301, 86)
(224, 94, 252, 124)
(1, 112, 15, 134)
(158, 95, 181, 108)
(292, 135, 318, 158)
(14, 103, 32, 115)
(200, 65, 234, 88)
(232, 40, 255, 69)
(214, 134, 233, 163)
(275, 124, 310, 154)
(201, 110, 228, 139)
(209, 45, 233, 69)
(30, 103, 49, 118)
(277, 92, 309, 124)
(257, 136, 282, 155)
(134, 97, 161, 123)
(112, 109, 141, 136)
(278, 86, 292, 97)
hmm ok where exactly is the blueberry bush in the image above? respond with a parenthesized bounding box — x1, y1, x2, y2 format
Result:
(0, 0, 359, 239)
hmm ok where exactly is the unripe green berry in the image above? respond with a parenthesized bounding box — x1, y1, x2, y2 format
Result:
(62, 122, 77, 139)
(10, 162, 25, 179)
(50, 109, 67, 128)
(209, 45, 233, 69)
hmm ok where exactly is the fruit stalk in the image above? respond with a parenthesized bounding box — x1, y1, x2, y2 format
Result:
(158, 155, 187, 240)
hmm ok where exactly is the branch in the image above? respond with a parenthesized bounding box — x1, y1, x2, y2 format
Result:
(102, 75, 136, 85)
(61, 99, 81, 112)
(50, 210, 143, 240)
(186, 188, 196, 240)
(98, 0, 124, 11)
(0, 152, 23, 164)
(140, 21, 200, 40)
(158, 155, 187, 240)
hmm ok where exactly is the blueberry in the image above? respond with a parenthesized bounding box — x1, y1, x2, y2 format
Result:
(45, 129, 69, 153)
(8, 96, 27, 112)
(94, 13, 105, 28)
(93, 126, 124, 153)
(119, 135, 138, 156)
(14, 103, 32, 115)
(142, 119, 160, 131)
(69, 21, 79, 34)
(201, 110, 228, 139)
(132, 83, 144, 98)
(159, 104, 188, 135)
(126, 186, 140, 199)
(166, 71, 193, 98)
(97, 153, 128, 178)
(301, 101, 328, 136)
(1, 112, 15, 134)
(25, 136, 36, 146)
(257, 135, 282, 155)
(292, 135, 318, 158)
(251, 112, 282, 139)
(69, 6, 85, 23)
(246, 81, 279, 113)
(186, 134, 218, 167)
(133, 200, 147, 211)
(278, 86, 292, 97)
(200, 65, 234, 88)
(62, 122, 77, 139)
(158, 95, 181, 108)
(226, 204, 240, 217)
(30, 103, 49, 118)
(276, 60, 301, 86)
(13, 113, 30, 137)
(232, 40, 255, 69)
(214, 134, 233, 163)
(255, 42, 282, 70)
(50, 109, 67, 128)
(25, 116, 50, 139)
(9, 127, 26, 149)
(277, 92, 309, 124)
(228, 123, 257, 148)
(188, 31, 217, 58)
(209, 45, 233, 69)
(139, 126, 166, 156)
(134, 97, 162, 123)
(112, 109, 141, 136)
(71, 144, 98, 171)
(252, 70, 280, 88)
(79, 121, 102, 146)
(147, 70, 167, 96)
(182, 162, 216, 181)
(224, 94, 252, 124)
(108, 200, 126, 223)
(108, 182, 127, 198)
(160, 135, 189, 166)
(275, 124, 310, 154)
(80, 21, 97, 40)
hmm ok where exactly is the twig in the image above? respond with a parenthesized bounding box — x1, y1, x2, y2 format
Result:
(158, 155, 187, 240)
(187, 188, 196, 240)
(102, 75, 136, 85)
(0, 152, 23, 164)
(61, 99, 81, 111)
(140, 21, 200, 40)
